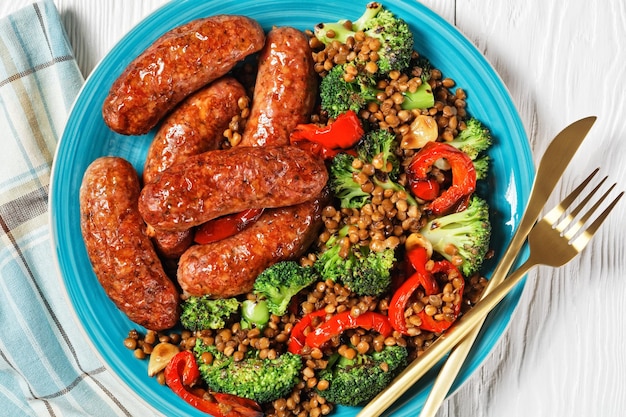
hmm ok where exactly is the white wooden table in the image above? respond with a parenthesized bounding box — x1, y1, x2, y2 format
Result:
(3, 1, 624, 416)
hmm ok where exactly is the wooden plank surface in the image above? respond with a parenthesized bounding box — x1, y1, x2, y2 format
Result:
(2, 1, 625, 416)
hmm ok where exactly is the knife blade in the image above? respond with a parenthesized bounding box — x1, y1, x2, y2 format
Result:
(357, 115, 597, 417)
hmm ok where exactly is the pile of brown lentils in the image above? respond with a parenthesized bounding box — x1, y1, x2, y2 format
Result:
(123, 22, 490, 417)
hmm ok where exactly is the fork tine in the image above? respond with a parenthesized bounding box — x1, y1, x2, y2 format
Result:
(570, 190, 624, 251)
(543, 169, 600, 225)
(562, 181, 615, 239)
(554, 175, 607, 233)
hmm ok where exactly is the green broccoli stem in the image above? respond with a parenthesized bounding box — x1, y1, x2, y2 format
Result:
(372, 177, 418, 206)
(240, 299, 270, 329)
(364, 81, 433, 111)
(352, 2, 383, 31)
(315, 22, 357, 44)
(315, 2, 382, 44)
(400, 81, 435, 110)
(356, 74, 433, 111)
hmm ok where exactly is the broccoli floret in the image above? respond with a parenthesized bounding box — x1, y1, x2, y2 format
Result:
(240, 299, 270, 329)
(314, 2, 414, 75)
(357, 128, 400, 179)
(320, 64, 434, 118)
(319, 65, 376, 118)
(194, 340, 302, 404)
(316, 345, 408, 406)
(314, 225, 396, 296)
(343, 245, 396, 296)
(449, 118, 493, 160)
(359, 6, 414, 74)
(314, 225, 354, 283)
(473, 154, 490, 180)
(253, 261, 318, 316)
(420, 195, 491, 277)
(329, 149, 417, 209)
(329, 152, 371, 209)
(179, 296, 239, 331)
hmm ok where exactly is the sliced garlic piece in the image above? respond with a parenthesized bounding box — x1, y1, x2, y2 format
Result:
(147, 342, 180, 377)
(405, 232, 433, 258)
(401, 115, 438, 149)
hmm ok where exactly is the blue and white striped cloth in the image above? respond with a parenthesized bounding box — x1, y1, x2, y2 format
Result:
(0, 1, 155, 416)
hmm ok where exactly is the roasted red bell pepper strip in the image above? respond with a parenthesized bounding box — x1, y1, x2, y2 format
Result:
(411, 178, 440, 201)
(167, 350, 201, 387)
(288, 309, 328, 354)
(388, 246, 438, 335)
(416, 260, 464, 333)
(405, 243, 427, 270)
(290, 110, 364, 150)
(165, 351, 262, 417)
(407, 141, 476, 215)
(305, 310, 393, 349)
(389, 246, 464, 334)
(194, 208, 264, 244)
(405, 245, 439, 294)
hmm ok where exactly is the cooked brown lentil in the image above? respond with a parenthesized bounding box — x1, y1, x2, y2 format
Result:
(222, 94, 251, 148)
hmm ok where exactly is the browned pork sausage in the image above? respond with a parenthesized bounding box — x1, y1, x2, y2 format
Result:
(240, 26, 317, 147)
(79, 157, 179, 330)
(142, 76, 247, 258)
(177, 190, 329, 297)
(143, 76, 247, 183)
(138, 145, 328, 232)
(102, 15, 265, 136)
(148, 228, 194, 260)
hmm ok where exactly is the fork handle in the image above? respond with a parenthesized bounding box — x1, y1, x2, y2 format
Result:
(357, 259, 534, 417)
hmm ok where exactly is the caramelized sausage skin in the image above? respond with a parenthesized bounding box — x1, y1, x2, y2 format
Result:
(79, 157, 179, 330)
(143, 76, 247, 258)
(240, 26, 317, 147)
(177, 190, 329, 297)
(138, 145, 328, 232)
(143, 76, 247, 183)
(102, 15, 265, 136)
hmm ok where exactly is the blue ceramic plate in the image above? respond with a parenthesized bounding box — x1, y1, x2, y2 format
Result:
(50, 0, 533, 416)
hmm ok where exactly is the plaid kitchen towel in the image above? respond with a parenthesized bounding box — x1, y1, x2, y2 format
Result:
(0, 1, 155, 416)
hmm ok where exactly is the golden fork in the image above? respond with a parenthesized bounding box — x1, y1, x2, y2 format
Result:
(357, 169, 623, 416)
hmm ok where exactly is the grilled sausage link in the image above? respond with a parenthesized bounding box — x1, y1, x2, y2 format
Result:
(102, 15, 265, 136)
(143, 76, 248, 258)
(138, 145, 328, 232)
(177, 190, 329, 297)
(143, 76, 248, 183)
(240, 26, 317, 147)
(79, 157, 179, 330)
